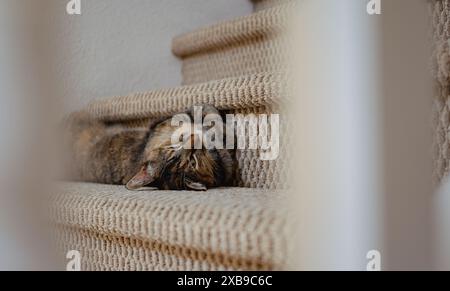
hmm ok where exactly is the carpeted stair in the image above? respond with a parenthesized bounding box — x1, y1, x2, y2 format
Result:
(52, 0, 295, 271)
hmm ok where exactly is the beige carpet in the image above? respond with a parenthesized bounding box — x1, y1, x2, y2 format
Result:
(84, 73, 288, 189)
(172, 5, 290, 85)
(51, 183, 290, 271)
(54, 0, 294, 271)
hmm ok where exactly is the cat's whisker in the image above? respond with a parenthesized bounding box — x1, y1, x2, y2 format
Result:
(193, 154, 199, 170)
(166, 143, 183, 151)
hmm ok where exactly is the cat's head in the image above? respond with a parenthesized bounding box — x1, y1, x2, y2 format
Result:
(126, 105, 234, 191)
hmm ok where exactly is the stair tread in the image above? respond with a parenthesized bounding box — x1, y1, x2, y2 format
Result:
(172, 6, 290, 58)
(51, 182, 289, 269)
(84, 72, 286, 122)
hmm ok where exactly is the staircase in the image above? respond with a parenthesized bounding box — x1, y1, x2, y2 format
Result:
(52, 0, 295, 271)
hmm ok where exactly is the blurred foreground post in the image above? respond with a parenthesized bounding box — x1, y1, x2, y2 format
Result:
(0, 0, 59, 270)
(290, 0, 433, 270)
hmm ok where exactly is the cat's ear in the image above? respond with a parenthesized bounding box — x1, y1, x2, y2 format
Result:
(185, 178, 207, 191)
(126, 162, 158, 190)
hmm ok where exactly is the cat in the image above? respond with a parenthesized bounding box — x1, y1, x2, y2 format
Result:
(64, 105, 234, 191)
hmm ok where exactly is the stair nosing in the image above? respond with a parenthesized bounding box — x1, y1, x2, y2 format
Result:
(172, 6, 290, 58)
(84, 72, 286, 122)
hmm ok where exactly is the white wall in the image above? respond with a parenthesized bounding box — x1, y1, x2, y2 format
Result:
(52, 0, 252, 112)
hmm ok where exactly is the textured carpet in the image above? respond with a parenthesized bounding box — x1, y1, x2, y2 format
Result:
(51, 183, 290, 271)
(54, 0, 293, 271)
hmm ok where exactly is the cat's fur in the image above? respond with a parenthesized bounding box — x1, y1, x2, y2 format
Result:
(64, 105, 234, 191)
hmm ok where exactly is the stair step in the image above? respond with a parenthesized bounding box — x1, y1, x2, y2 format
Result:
(86, 73, 285, 121)
(172, 6, 291, 85)
(51, 182, 290, 270)
(83, 73, 289, 189)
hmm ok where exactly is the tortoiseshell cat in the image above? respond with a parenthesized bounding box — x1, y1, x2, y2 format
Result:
(65, 105, 234, 191)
